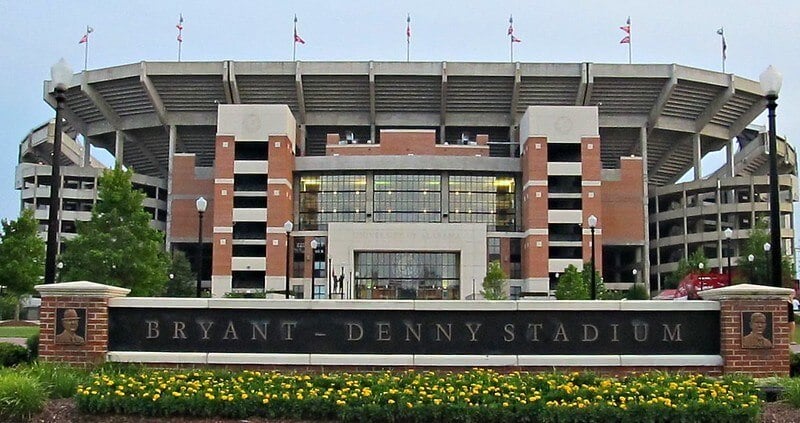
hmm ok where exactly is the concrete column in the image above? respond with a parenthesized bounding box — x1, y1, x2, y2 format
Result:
(165, 126, 177, 251)
(639, 126, 651, 290)
(693, 133, 702, 180)
(82, 137, 91, 167)
(115, 131, 124, 165)
(726, 138, 735, 177)
(35, 281, 130, 365)
(700, 284, 793, 377)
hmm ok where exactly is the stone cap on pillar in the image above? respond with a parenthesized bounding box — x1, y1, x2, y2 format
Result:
(35, 281, 131, 298)
(698, 283, 793, 301)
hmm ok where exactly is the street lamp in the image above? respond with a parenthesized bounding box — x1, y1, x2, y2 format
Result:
(310, 239, 318, 299)
(195, 196, 207, 297)
(44, 59, 73, 285)
(284, 220, 293, 299)
(56, 261, 64, 283)
(760, 65, 783, 287)
(724, 228, 733, 285)
(587, 214, 598, 300)
(764, 242, 771, 286)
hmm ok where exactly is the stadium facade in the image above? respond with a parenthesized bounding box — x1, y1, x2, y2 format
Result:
(17, 61, 797, 298)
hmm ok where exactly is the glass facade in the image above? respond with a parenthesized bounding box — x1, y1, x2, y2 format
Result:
(354, 252, 459, 300)
(373, 174, 442, 222)
(297, 172, 517, 231)
(449, 175, 516, 231)
(299, 175, 367, 230)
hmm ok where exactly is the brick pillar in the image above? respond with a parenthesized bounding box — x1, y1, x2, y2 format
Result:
(700, 284, 793, 377)
(35, 281, 130, 365)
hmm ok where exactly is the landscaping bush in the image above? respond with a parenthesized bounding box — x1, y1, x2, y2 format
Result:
(792, 352, 800, 377)
(26, 333, 38, 359)
(0, 373, 46, 421)
(782, 377, 800, 407)
(625, 283, 650, 300)
(75, 369, 761, 422)
(0, 342, 29, 367)
(19, 362, 90, 399)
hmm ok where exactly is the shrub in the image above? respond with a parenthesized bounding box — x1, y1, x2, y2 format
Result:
(792, 352, 800, 377)
(0, 373, 46, 421)
(625, 283, 650, 300)
(20, 362, 90, 399)
(26, 333, 38, 359)
(75, 369, 761, 422)
(0, 342, 29, 367)
(782, 377, 800, 407)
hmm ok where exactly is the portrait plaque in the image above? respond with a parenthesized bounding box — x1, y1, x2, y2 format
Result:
(741, 311, 773, 349)
(55, 308, 86, 345)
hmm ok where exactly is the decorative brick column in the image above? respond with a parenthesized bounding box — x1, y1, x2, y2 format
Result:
(35, 281, 130, 365)
(700, 284, 793, 377)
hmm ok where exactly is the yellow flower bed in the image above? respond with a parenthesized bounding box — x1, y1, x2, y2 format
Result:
(75, 368, 761, 422)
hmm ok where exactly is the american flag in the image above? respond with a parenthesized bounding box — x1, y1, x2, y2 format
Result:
(78, 26, 93, 44)
(294, 15, 305, 44)
(619, 17, 631, 44)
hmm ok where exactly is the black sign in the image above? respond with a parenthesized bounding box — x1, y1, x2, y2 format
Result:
(108, 308, 719, 355)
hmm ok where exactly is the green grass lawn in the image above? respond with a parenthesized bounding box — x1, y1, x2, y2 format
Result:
(0, 326, 38, 338)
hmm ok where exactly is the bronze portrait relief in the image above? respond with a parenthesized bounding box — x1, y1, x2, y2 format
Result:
(55, 308, 86, 345)
(741, 312, 772, 349)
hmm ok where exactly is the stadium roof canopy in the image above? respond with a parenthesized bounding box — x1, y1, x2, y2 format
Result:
(43, 61, 766, 185)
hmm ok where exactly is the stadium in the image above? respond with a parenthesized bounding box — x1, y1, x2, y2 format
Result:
(16, 61, 797, 298)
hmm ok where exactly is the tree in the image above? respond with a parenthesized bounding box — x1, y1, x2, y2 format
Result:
(163, 250, 196, 297)
(664, 249, 709, 289)
(0, 209, 45, 319)
(554, 263, 607, 300)
(61, 166, 170, 296)
(554, 265, 587, 300)
(735, 219, 794, 286)
(481, 260, 508, 300)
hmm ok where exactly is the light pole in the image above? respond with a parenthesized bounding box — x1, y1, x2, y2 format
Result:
(587, 214, 598, 300)
(195, 196, 207, 297)
(760, 65, 783, 287)
(748, 254, 756, 284)
(44, 59, 73, 285)
(724, 228, 733, 285)
(310, 239, 318, 299)
(764, 242, 771, 286)
(284, 220, 293, 299)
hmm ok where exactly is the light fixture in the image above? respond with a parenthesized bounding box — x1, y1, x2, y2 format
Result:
(760, 65, 784, 288)
(284, 220, 293, 299)
(195, 196, 207, 297)
(44, 59, 74, 286)
(587, 214, 598, 300)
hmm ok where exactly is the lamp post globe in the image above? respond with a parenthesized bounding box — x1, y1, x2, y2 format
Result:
(760, 65, 783, 288)
(44, 59, 73, 286)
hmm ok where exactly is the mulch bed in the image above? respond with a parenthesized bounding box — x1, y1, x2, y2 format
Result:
(26, 398, 800, 423)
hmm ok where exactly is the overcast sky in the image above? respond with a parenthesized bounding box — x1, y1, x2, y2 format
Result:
(0, 0, 798, 222)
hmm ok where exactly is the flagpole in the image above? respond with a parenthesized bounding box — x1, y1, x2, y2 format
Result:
(293, 17, 297, 61)
(84, 25, 89, 71)
(628, 40, 632, 64)
(510, 38, 513, 62)
(406, 14, 410, 62)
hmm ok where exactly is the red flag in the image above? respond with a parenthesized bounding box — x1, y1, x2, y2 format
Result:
(294, 15, 305, 44)
(507, 15, 514, 35)
(406, 14, 411, 39)
(79, 34, 88, 44)
(511, 35, 522, 43)
(619, 16, 631, 43)
(176, 14, 184, 30)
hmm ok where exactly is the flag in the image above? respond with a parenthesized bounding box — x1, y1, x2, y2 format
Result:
(511, 35, 521, 43)
(717, 27, 727, 60)
(508, 15, 514, 36)
(294, 15, 305, 44)
(177, 14, 184, 43)
(78, 26, 93, 44)
(619, 16, 631, 44)
(406, 14, 411, 39)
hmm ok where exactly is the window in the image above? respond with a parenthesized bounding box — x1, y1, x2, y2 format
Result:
(373, 174, 441, 222)
(313, 285, 327, 299)
(299, 175, 367, 230)
(354, 252, 459, 300)
(449, 175, 515, 231)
